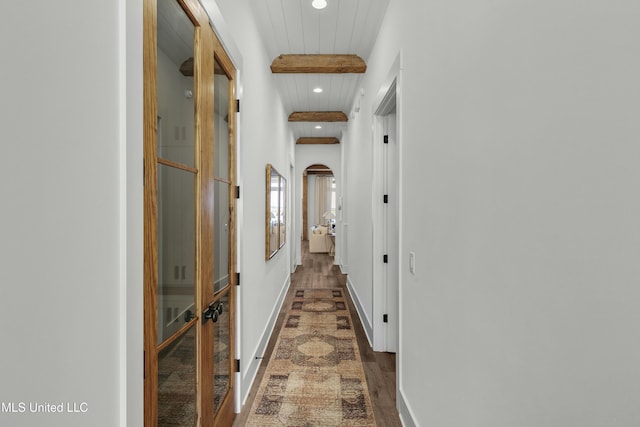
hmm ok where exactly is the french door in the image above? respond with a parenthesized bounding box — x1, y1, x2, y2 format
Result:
(144, 0, 237, 425)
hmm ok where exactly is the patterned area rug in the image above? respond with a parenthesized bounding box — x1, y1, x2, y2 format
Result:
(246, 289, 377, 426)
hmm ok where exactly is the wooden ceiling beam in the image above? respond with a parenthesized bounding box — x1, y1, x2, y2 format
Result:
(306, 169, 334, 176)
(306, 164, 332, 170)
(296, 137, 340, 145)
(271, 54, 366, 74)
(305, 164, 333, 175)
(288, 111, 348, 122)
(180, 57, 225, 76)
(180, 57, 194, 76)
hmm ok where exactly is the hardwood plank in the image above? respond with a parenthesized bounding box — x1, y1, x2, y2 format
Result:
(296, 137, 340, 145)
(233, 241, 401, 427)
(270, 54, 367, 73)
(288, 111, 348, 122)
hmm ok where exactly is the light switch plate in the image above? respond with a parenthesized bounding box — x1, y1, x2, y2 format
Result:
(409, 251, 415, 274)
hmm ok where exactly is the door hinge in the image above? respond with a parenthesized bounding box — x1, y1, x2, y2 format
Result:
(383, 314, 388, 323)
(383, 194, 389, 204)
(384, 135, 389, 144)
(236, 99, 240, 113)
(143, 350, 146, 379)
(235, 185, 241, 199)
(235, 359, 241, 373)
(383, 254, 388, 263)
(236, 272, 240, 286)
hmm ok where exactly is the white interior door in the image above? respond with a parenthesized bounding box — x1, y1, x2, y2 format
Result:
(383, 112, 399, 353)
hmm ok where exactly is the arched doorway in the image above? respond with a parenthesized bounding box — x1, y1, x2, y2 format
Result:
(302, 164, 335, 245)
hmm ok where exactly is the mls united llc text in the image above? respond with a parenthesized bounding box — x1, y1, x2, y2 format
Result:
(1, 401, 88, 414)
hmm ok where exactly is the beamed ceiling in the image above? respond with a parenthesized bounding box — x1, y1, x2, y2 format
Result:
(249, 0, 391, 144)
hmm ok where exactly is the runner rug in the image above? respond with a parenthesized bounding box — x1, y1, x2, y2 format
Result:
(245, 288, 377, 426)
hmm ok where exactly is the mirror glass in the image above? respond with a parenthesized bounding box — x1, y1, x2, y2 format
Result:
(268, 167, 279, 257)
(266, 164, 287, 259)
(279, 176, 286, 248)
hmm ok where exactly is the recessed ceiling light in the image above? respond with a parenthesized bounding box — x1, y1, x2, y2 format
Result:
(315, 125, 322, 129)
(312, 0, 327, 10)
(313, 87, 323, 93)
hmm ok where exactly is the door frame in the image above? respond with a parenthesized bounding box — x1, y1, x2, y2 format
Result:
(371, 52, 403, 357)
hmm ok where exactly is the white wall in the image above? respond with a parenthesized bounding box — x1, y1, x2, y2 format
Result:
(342, 84, 377, 338)
(125, 1, 144, 425)
(207, 0, 296, 408)
(0, 1, 140, 426)
(345, 0, 640, 425)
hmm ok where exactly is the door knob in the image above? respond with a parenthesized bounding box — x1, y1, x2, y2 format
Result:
(203, 306, 218, 323)
(202, 302, 223, 324)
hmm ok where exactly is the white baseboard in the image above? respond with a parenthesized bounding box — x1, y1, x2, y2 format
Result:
(339, 262, 348, 274)
(346, 277, 373, 347)
(239, 274, 290, 408)
(398, 388, 418, 427)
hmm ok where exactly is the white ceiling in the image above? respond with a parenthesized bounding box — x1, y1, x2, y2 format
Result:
(250, 0, 390, 141)
(157, 0, 194, 68)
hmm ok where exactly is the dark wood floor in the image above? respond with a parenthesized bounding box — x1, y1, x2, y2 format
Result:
(233, 241, 401, 426)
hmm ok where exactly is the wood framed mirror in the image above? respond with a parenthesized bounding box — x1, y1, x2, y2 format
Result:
(266, 164, 286, 259)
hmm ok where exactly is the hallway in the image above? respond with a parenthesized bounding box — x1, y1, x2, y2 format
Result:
(5, 1, 640, 426)
(233, 242, 402, 426)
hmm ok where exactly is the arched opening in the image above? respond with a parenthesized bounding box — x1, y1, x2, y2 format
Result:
(303, 164, 336, 255)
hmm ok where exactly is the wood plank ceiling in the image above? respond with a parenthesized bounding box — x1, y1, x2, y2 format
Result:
(249, 0, 390, 144)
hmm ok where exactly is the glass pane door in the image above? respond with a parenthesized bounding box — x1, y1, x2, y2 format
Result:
(156, 1, 197, 425)
(213, 180, 230, 293)
(212, 291, 231, 413)
(210, 55, 234, 421)
(145, 1, 237, 425)
(157, 164, 196, 343)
